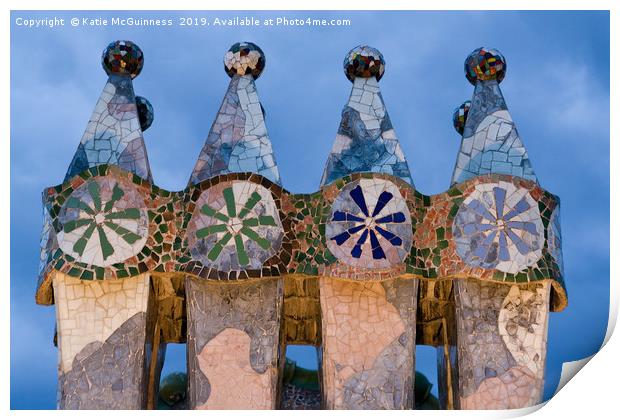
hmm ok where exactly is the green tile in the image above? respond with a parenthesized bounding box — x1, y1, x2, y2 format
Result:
(80, 270, 94, 280)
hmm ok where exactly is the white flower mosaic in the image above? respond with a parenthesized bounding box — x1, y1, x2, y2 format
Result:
(453, 181, 544, 273)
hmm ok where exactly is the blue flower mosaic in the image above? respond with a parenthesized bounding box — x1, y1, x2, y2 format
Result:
(326, 179, 412, 269)
(453, 182, 543, 274)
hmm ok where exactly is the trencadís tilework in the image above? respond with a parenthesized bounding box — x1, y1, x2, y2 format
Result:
(56, 176, 149, 267)
(186, 180, 284, 272)
(452, 48, 537, 185)
(66, 41, 152, 183)
(189, 42, 280, 186)
(37, 169, 566, 310)
(326, 178, 413, 269)
(321, 46, 413, 186)
(36, 42, 568, 410)
(452, 100, 471, 136)
(452, 181, 544, 274)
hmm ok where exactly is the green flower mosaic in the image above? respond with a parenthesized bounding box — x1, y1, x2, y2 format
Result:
(58, 178, 149, 267)
(188, 181, 284, 271)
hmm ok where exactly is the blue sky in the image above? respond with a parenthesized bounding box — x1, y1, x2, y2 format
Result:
(10, 10, 609, 409)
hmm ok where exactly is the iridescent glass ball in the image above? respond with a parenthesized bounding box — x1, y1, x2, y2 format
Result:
(464, 47, 506, 85)
(135, 96, 154, 131)
(224, 42, 266, 79)
(102, 40, 144, 79)
(344, 45, 385, 82)
(453, 100, 471, 135)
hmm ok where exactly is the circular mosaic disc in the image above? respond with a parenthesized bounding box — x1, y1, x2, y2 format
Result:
(57, 177, 149, 267)
(453, 181, 543, 273)
(326, 178, 412, 269)
(187, 180, 283, 272)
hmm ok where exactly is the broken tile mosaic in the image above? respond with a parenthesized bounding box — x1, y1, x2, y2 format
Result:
(452, 48, 536, 186)
(326, 178, 413, 269)
(186, 180, 284, 271)
(344, 45, 385, 82)
(452, 181, 544, 274)
(190, 43, 280, 186)
(464, 47, 506, 85)
(102, 40, 144, 79)
(35, 41, 568, 411)
(321, 46, 413, 186)
(57, 176, 149, 267)
(547, 207, 564, 275)
(224, 41, 266, 79)
(65, 42, 152, 183)
(453, 100, 471, 136)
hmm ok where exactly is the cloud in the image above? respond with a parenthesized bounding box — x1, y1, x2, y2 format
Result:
(516, 60, 609, 139)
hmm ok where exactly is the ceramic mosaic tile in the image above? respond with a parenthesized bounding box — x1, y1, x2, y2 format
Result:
(452, 101, 471, 136)
(56, 176, 150, 267)
(186, 180, 284, 271)
(451, 48, 537, 185)
(319, 277, 417, 409)
(35, 41, 568, 411)
(39, 205, 58, 281)
(547, 207, 564, 275)
(102, 40, 143, 78)
(189, 42, 280, 186)
(53, 272, 154, 409)
(454, 279, 550, 409)
(321, 46, 413, 186)
(66, 41, 152, 183)
(224, 41, 266, 79)
(135, 96, 154, 131)
(326, 178, 413, 269)
(186, 278, 283, 409)
(452, 181, 544, 274)
(464, 47, 506, 84)
(36, 170, 567, 312)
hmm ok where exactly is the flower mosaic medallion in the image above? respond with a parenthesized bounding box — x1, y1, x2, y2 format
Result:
(326, 178, 412, 269)
(453, 182, 544, 274)
(57, 177, 149, 267)
(547, 207, 563, 274)
(187, 181, 284, 271)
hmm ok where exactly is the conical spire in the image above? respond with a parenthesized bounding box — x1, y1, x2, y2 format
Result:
(189, 42, 281, 186)
(451, 47, 537, 185)
(320, 45, 414, 187)
(65, 41, 153, 183)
